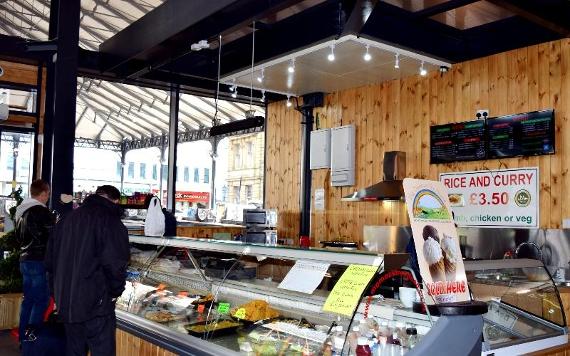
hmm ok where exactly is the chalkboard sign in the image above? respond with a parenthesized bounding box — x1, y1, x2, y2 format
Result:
(430, 120, 486, 164)
(487, 110, 555, 159)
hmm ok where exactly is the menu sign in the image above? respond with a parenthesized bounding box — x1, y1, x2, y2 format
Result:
(440, 168, 539, 228)
(430, 120, 486, 163)
(403, 179, 470, 303)
(487, 110, 555, 158)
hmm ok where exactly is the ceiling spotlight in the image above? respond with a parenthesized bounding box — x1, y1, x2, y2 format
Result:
(288, 58, 295, 73)
(286, 95, 292, 107)
(257, 68, 264, 83)
(327, 44, 335, 62)
(363, 45, 371, 62)
(420, 61, 427, 76)
(394, 54, 400, 69)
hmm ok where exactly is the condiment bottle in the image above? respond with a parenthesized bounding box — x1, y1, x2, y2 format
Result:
(355, 337, 372, 356)
(406, 328, 418, 348)
(332, 325, 346, 353)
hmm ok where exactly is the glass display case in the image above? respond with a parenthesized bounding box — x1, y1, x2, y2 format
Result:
(118, 236, 567, 356)
(118, 235, 402, 355)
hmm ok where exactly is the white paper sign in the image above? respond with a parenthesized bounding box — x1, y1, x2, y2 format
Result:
(278, 260, 330, 294)
(440, 167, 538, 228)
(314, 188, 325, 211)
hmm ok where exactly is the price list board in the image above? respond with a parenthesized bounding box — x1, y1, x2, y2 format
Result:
(487, 110, 555, 158)
(430, 120, 486, 164)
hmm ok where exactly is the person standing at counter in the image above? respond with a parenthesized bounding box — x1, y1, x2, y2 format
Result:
(45, 185, 129, 356)
(16, 179, 54, 343)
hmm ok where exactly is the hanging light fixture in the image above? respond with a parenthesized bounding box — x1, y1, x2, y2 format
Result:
(327, 44, 335, 61)
(286, 95, 292, 107)
(231, 89, 237, 98)
(257, 68, 264, 83)
(260, 90, 265, 102)
(394, 54, 400, 69)
(288, 58, 295, 73)
(420, 61, 427, 76)
(363, 45, 371, 61)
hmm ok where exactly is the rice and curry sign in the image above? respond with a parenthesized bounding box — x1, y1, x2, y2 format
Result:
(403, 178, 470, 304)
(439, 167, 538, 228)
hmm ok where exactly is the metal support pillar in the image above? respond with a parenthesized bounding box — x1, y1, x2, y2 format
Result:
(40, 0, 59, 189)
(120, 147, 126, 193)
(158, 140, 166, 203)
(298, 93, 323, 238)
(166, 85, 180, 212)
(50, 0, 80, 213)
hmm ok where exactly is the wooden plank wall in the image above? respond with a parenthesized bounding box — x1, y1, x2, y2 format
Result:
(265, 39, 570, 246)
(264, 100, 302, 240)
(116, 329, 177, 356)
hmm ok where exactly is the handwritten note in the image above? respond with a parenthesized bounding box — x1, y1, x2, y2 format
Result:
(278, 260, 330, 294)
(322, 264, 378, 316)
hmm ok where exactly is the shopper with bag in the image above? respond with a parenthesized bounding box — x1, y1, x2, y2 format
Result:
(45, 185, 129, 356)
(145, 196, 165, 236)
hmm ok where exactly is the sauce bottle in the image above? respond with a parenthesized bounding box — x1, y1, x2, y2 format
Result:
(355, 337, 372, 356)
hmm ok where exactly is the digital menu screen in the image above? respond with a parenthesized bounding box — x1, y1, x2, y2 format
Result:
(430, 120, 486, 163)
(487, 110, 555, 158)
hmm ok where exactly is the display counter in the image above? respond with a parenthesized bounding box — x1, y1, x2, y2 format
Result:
(116, 236, 567, 355)
(122, 220, 243, 238)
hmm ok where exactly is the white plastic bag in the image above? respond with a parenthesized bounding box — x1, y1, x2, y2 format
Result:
(144, 197, 165, 236)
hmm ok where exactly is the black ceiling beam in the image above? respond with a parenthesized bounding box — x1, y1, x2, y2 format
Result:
(488, 0, 570, 36)
(411, 0, 480, 19)
(341, 0, 379, 36)
(99, 0, 306, 78)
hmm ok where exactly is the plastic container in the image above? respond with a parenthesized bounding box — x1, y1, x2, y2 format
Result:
(355, 337, 372, 356)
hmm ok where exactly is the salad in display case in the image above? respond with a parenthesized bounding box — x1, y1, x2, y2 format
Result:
(117, 236, 567, 356)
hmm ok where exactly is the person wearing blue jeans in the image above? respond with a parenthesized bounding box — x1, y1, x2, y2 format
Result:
(15, 180, 54, 342)
(19, 260, 50, 341)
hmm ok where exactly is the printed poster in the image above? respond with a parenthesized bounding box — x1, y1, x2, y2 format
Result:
(403, 178, 470, 303)
(440, 167, 538, 228)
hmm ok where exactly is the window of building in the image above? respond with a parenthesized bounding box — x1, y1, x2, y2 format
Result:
(204, 168, 210, 184)
(245, 185, 252, 201)
(152, 164, 157, 180)
(184, 167, 189, 183)
(162, 165, 168, 181)
(233, 144, 241, 169)
(247, 142, 253, 166)
(116, 161, 122, 177)
(194, 168, 199, 183)
(127, 162, 134, 179)
(233, 186, 240, 203)
(140, 163, 146, 179)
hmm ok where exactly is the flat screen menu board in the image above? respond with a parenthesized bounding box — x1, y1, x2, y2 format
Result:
(430, 120, 486, 163)
(487, 110, 555, 158)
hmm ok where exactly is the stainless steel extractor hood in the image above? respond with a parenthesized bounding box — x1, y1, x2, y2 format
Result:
(342, 151, 406, 202)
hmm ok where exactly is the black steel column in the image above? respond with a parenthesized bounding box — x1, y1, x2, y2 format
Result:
(166, 85, 180, 212)
(298, 93, 324, 238)
(50, 0, 80, 213)
(40, 0, 59, 188)
(120, 146, 127, 193)
(209, 137, 218, 210)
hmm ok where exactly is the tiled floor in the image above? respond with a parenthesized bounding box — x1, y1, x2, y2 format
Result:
(0, 330, 20, 356)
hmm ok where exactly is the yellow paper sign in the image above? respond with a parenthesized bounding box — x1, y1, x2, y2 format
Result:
(322, 264, 378, 316)
(234, 308, 246, 319)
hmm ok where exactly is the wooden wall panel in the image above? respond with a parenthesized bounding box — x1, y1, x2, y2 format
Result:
(116, 329, 176, 356)
(265, 39, 570, 245)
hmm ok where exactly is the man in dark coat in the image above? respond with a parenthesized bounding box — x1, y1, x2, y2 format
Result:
(45, 185, 129, 356)
(16, 179, 55, 342)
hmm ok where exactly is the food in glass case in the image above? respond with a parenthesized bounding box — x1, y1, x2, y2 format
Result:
(185, 320, 242, 337)
(230, 300, 280, 322)
(145, 310, 178, 323)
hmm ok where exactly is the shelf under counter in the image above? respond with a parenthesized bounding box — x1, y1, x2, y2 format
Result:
(129, 234, 386, 266)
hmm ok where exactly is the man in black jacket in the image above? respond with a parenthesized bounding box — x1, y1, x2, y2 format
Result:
(16, 179, 54, 343)
(45, 185, 129, 356)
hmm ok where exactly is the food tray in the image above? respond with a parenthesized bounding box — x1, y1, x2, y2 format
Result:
(184, 320, 242, 338)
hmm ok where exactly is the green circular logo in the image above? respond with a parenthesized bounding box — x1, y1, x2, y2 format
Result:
(514, 189, 531, 207)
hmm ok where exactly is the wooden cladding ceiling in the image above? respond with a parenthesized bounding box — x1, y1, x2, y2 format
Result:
(265, 38, 570, 246)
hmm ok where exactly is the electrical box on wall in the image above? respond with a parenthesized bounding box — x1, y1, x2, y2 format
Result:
(330, 124, 355, 186)
(310, 129, 331, 169)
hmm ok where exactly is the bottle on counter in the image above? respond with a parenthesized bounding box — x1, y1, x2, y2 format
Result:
(332, 325, 346, 354)
(355, 337, 372, 356)
(347, 326, 361, 351)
